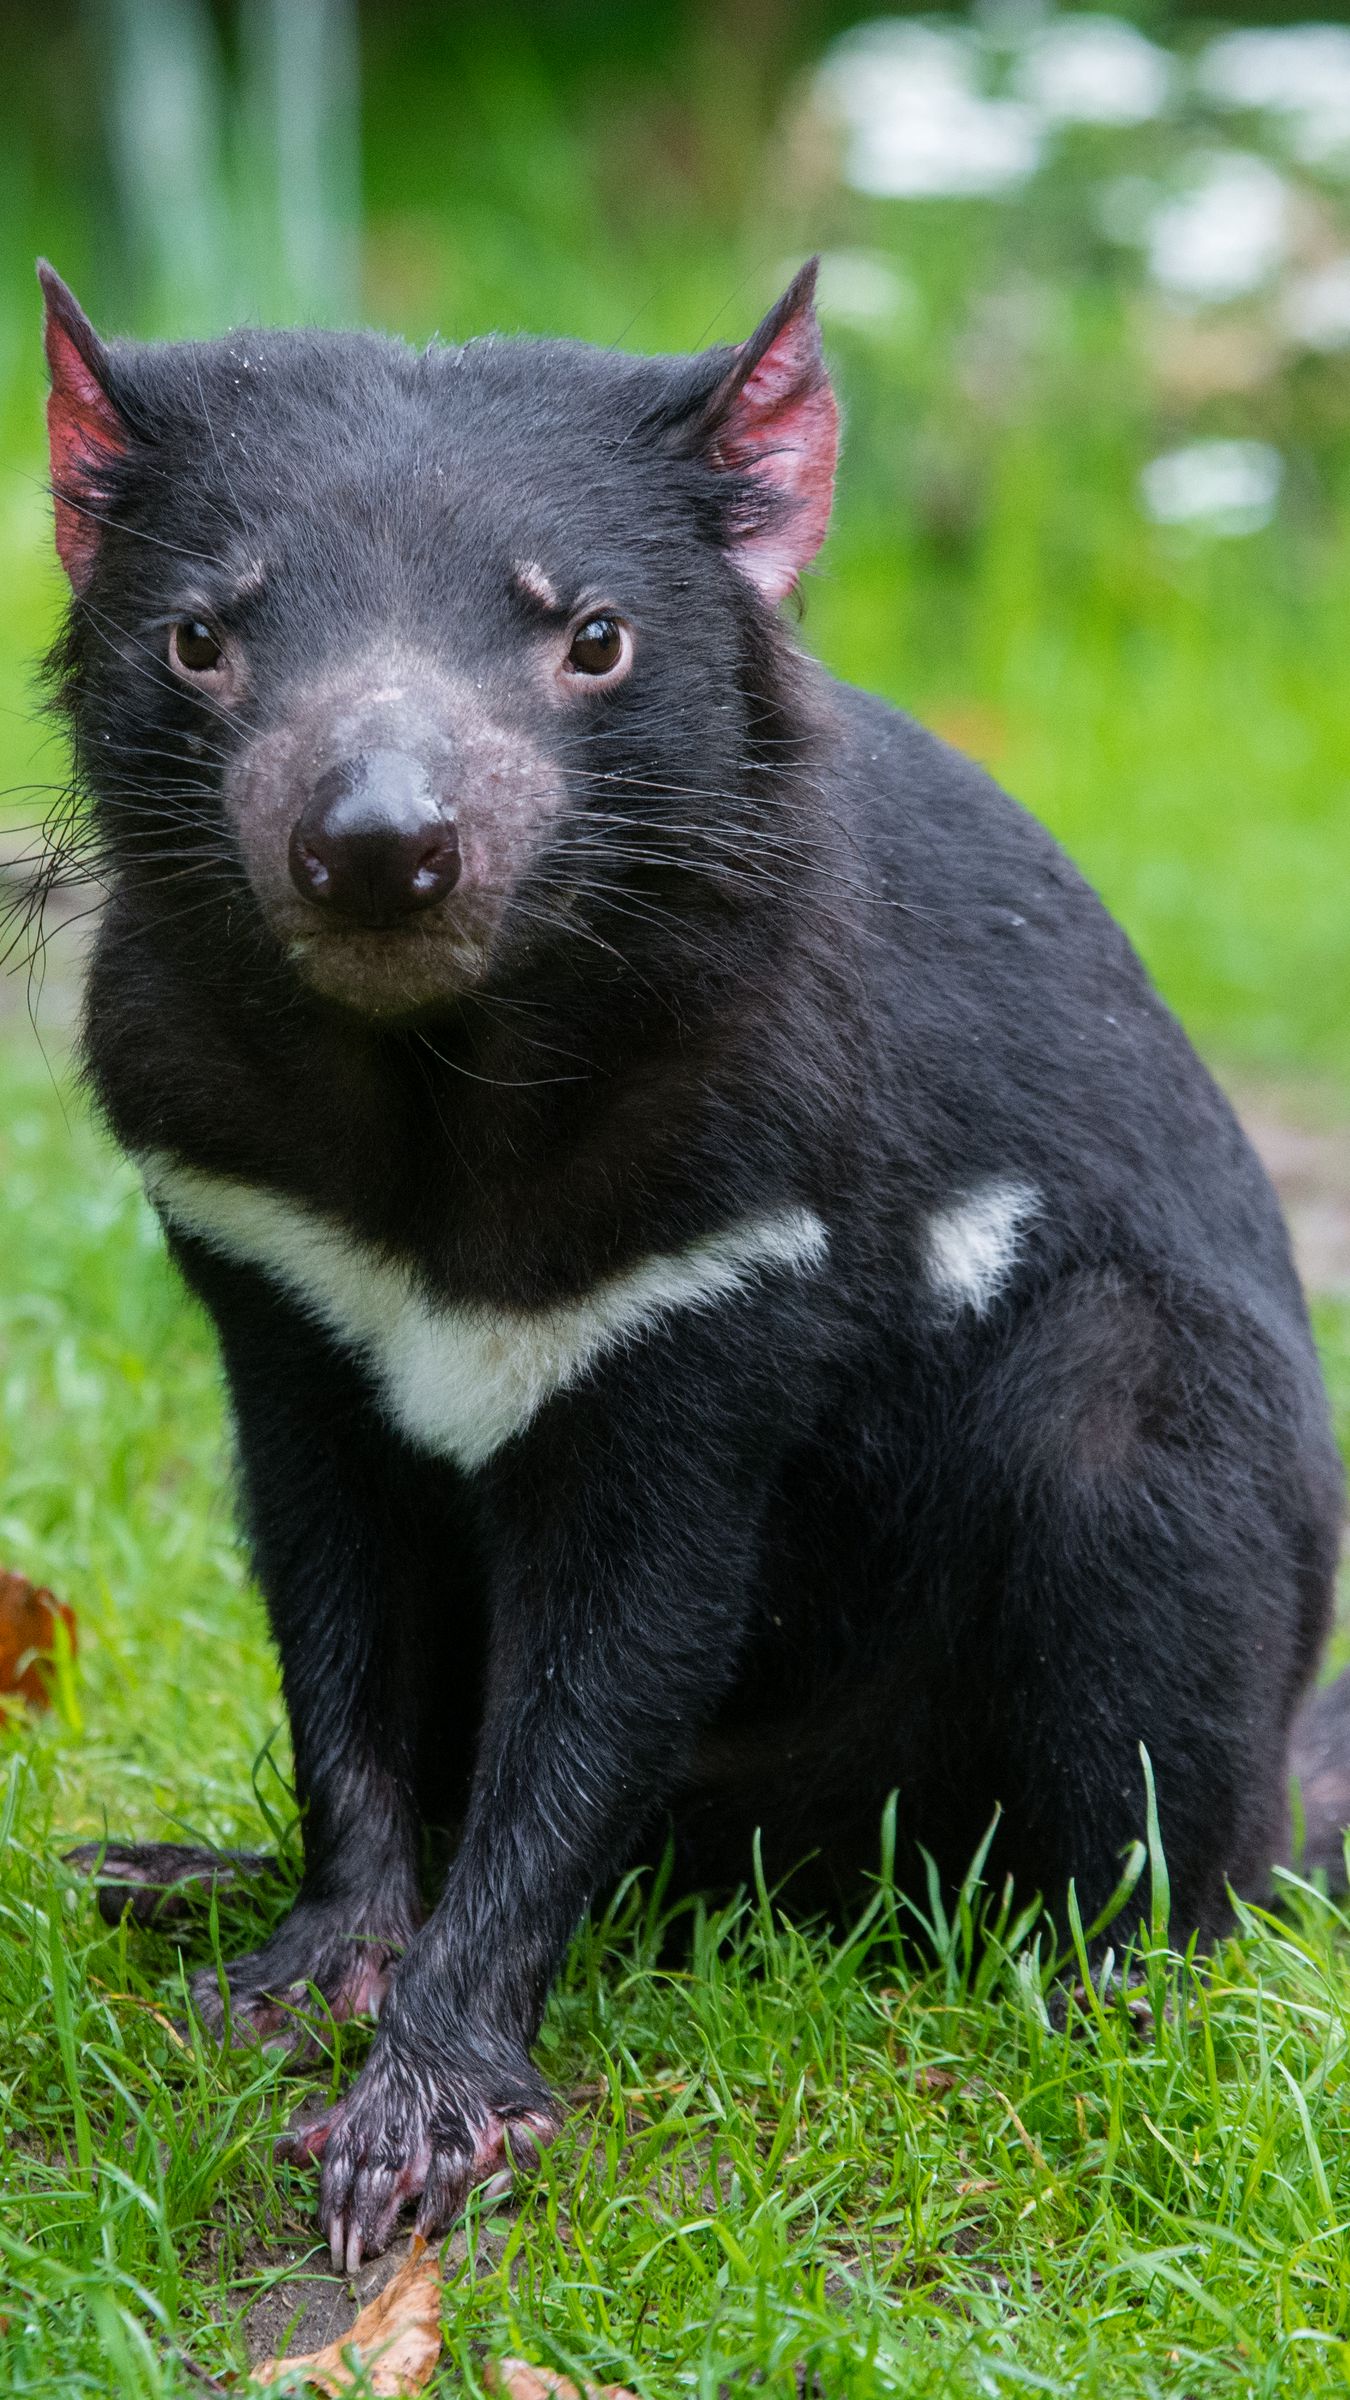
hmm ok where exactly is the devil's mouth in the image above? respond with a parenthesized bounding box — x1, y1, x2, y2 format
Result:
(286, 918, 489, 970)
(275, 897, 497, 1016)
(287, 919, 479, 949)
(281, 889, 496, 956)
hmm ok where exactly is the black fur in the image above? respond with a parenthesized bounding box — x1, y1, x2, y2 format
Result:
(40, 266, 1347, 2264)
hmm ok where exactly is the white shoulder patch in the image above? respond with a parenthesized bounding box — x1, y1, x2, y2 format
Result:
(140, 1154, 827, 1470)
(925, 1179, 1039, 1316)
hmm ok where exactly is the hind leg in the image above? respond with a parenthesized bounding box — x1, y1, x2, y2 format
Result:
(625, 1272, 1338, 1944)
(64, 1841, 280, 1928)
(945, 1271, 1339, 1943)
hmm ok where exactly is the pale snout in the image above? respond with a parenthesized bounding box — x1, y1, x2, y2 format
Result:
(288, 750, 462, 930)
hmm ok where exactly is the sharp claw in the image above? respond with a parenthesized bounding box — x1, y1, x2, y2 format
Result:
(330, 2212, 346, 2271)
(349, 2168, 384, 2264)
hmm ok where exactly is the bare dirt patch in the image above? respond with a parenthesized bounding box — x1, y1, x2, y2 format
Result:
(1232, 1087, 1350, 1299)
(238, 2219, 509, 2370)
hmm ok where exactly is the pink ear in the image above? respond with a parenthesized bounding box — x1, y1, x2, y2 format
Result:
(38, 262, 128, 593)
(699, 261, 838, 604)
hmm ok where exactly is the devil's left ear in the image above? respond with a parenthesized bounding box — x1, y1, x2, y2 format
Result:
(685, 260, 838, 605)
(37, 261, 130, 593)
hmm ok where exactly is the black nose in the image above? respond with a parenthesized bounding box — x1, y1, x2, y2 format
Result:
(288, 751, 461, 928)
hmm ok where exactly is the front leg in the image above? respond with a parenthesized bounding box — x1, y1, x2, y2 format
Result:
(173, 1247, 433, 2046)
(294, 1300, 815, 2264)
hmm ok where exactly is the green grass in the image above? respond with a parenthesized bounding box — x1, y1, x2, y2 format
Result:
(12, 1758, 1350, 2399)
(4, 4, 1350, 2390)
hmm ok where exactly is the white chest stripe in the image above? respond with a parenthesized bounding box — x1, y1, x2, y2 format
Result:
(925, 1179, 1040, 1316)
(141, 1154, 828, 1470)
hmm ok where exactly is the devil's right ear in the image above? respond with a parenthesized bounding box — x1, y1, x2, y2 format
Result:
(37, 262, 130, 593)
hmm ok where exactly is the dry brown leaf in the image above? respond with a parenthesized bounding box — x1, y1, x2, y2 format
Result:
(911, 2066, 956, 2096)
(0, 1569, 75, 1707)
(486, 2360, 638, 2400)
(252, 2239, 442, 2396)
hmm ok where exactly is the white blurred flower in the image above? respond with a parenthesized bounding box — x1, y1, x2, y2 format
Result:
(811, 248, 915, 326)
(1197, 25, 1350, 170)
(816, 20, 971, 121)
(1197, 24, 1350, 112)
(1014, 15, 1171, 126)
(815, 19, 1044, 199)
(1139, 440, 1283, 535)
(1145, 154, 1291, 303)
(1281, 257, 1350, 350)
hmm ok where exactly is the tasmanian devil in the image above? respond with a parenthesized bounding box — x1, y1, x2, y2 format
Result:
(39, 256, 1350, 2268)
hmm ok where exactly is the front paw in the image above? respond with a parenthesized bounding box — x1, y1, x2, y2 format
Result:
(279, 2035, 559, 2269)
(190, 1902, 413, 2053)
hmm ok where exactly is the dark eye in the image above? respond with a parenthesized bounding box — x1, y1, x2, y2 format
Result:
(566, 616, 626, 677)
(172, 618, 223, 674)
